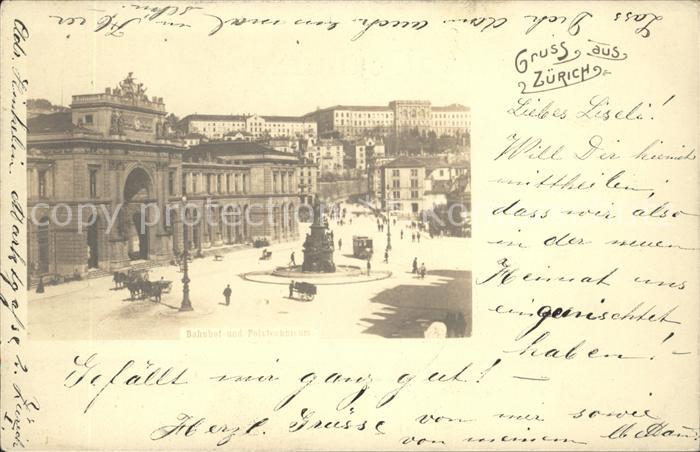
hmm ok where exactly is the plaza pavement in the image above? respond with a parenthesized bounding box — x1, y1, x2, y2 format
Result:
(28, 202, 471, 340)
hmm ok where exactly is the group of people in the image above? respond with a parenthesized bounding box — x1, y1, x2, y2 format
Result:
(327, 203, 351, 227)
(400, 230, 421, 242)
(412, 257, 427, 278)
(412, 231, 421, 242)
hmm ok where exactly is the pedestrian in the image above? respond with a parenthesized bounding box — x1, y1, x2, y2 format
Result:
(366, 259, 371, 276)
(420, 263, 426, 279)
(417, 232, 421, 243)
(289, 280, 295, 299)
(412, 232, 415, 242)
(36, 276, 45, 294)
(400, 229, 404, 240)
(289, 251, 296, 267)
(338, 238, 343, 251)
(384, 250, 389, 263)
(412, 257, 418, 274)
(223, 284, 232, 306)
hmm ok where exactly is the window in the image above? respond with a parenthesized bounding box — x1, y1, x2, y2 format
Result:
(206, 174, 212, 193)
(411, 190, 419, 199)
(217, 174, 222, 193)
(168, 170, 176, 195)
(439, 169, 444, 177)
(242, 174, 247, 193)
(226, 174, 231, 193)
(84, 114, 93, 124)
(393, 190, 400, 199)
(38, 169, 47, 197)
(410, 169, 418, 177)
(392, 169, 400, 177)
(410, 179, 419, 188)
(89, 168, 98, 198)
(392, 179, 400, 188)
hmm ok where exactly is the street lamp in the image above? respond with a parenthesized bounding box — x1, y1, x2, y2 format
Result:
(180, 195, 193, 312)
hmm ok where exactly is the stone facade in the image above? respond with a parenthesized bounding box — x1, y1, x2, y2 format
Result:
(27, 75, 301, 281)
(380, 156, 427, 218)
(305, 101, 470, 139)
(27, 139, 183, 277)
(182, 114, 317, 140)
(303, 138, 344, 175)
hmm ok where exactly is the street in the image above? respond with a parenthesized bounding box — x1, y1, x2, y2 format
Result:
(28, 202, 471, 340)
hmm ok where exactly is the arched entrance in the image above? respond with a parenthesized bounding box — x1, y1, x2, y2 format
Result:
(37, 218, 50, 274)
(185, 207, 201, 252)
(287, 203, 295, 236)
(242, 205, 249, 240)
(87, 214, 99, 268)
(131, 211, 148, 260)
(122, 167, 154, 261)
(223, 205, 240, 244)
(280, 203, 287, 238)
(224, 206, 233, 244)
(272, 206, 280, 240)
(233, 205, 242, 243)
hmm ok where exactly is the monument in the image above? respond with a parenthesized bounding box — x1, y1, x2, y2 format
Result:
(301, 195, 336, 273)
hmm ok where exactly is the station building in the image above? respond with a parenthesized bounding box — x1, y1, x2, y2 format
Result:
(27, 74, 301, 280)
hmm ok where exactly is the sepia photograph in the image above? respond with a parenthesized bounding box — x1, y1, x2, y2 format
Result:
(26, 69, 471, 340)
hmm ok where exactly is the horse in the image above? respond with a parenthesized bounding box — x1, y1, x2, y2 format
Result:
(126, 279, 140, 300)
(113, 271, 128, 289)
(126, 275, 150, 300)
(140, 280, 153, 300)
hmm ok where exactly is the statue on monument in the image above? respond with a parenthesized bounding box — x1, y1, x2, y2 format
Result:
(312, 194, 324, 226)
(302, 194, 336, 273)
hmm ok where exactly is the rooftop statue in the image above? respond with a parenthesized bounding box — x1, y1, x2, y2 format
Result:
(116, 72, 149, 102)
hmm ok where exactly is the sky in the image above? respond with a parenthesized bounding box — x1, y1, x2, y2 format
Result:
(23, 1, 476, 118)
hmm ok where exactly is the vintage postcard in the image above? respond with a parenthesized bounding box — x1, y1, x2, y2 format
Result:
(1, 0, 698, 450)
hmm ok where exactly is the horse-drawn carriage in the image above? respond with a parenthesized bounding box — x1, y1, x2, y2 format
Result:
(112, 269, 171, 302)
(292, 281, 317, 301)
(113, 269, 146, 289)
(152, 279, 173, 294)
(259, 249, 272, 260)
